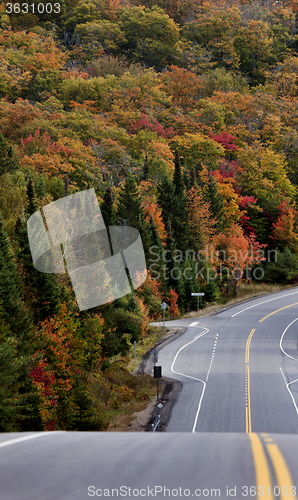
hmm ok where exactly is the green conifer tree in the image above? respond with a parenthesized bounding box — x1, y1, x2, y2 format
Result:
(26, 178, 39, 217)
(64, 174, 69, 197)
(163, 220, 186, 307)
(117, 173, 151, 256)
(190, 166, 197, 188)
(15, 217, 60, 322)
(117, 173, 144, 226)
(173, 151, 184, 197)
(70, 383, 94, 431)
(0, 213, 32, 339)
(183, 166, 197, 191)
(142, 155, 149, 180)
(157, 175, 189, 251)
(101, 187, 116, 226)
(147, 215, 164, 281)
(0, 133, 18, 175)
(204, 175, 226, 231)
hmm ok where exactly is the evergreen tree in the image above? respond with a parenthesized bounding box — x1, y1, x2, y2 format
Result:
(101, 187, 116, 226)
(157, 175, 189, 251)
(64, 174, 69, 197)
(149, 215, 162, 249)
(0, 213, 32, 339)
(164, 220, 176, 286)
(117, 173, 151, 256)
(0, 311, 22, 432)
(0, 133, 18, 175)
(148, 215, 164, 281)
(26, 178, 39, 217)
(142, 155, 149, 180)
(182, 258, 201, 311)
(190, 167, 197, 188)
(204, 175, 226, 231)
(173, 150, 184, 197)
(157, 175, 176, 229)
(15, 217, 60, 322)
(183, 166, 197, 191)
(0, 218, 43, 431)
(163, 220, 186, 307)
(0, 308, 42, 432)
(70, 383, 94, 431)
(117, 173, 144, 227)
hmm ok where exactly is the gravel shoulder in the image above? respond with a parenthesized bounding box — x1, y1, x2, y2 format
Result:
(128, 328, 185, 432)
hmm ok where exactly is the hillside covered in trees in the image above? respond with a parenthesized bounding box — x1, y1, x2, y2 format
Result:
(1, 0, 298, 431)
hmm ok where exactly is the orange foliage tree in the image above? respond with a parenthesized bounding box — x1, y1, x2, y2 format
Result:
(143, 202, 166, 243)
(211, 224, 266, 294)
(161, 65, 203, 109)
(187, 186, 215, 250)
(168, 288, 179, 318)
(135, 270, 164, 320)
(271, 200, 298, 252)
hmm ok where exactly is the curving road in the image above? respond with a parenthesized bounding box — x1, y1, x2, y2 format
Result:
(1, 288, 298, 500)
(157, 287, 298, 434)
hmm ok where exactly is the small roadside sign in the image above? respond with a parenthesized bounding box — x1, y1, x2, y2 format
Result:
(191, 292, 205, 312)
(161, 302, 167, 329)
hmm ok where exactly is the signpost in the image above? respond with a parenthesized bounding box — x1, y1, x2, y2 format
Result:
(161, 301, 167, 329)
(191, 292, 205, 313)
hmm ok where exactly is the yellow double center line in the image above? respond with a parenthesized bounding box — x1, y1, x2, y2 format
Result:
(259, 302, 298, 323)
(245, 328, 255, 433)
(245, 300, 298, 432)
(249, 433, 297, 500)
(245, 301, 298, 499)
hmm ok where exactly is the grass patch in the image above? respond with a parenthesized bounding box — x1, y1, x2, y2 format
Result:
(126, 326, 165, 372)
(182, 282, 292, 319)
(105, 399, 153, 431)
(89, 357, 157, 431)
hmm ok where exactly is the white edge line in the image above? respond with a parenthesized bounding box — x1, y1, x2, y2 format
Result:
(279, 317, 298, 361)
(0, 431, 65, 449)
(170, 327, 209, 433)
(192, 384, 207, 433)
(280, 368, 298, 417)
(232, 290, 298, 317)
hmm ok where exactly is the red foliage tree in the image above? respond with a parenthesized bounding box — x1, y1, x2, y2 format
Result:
(209, 131, 238, 152)
(168, 288, 179, 318)
(128, 113, 175, 139)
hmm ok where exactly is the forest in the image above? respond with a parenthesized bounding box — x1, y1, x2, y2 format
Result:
(1, 0, 298, 431)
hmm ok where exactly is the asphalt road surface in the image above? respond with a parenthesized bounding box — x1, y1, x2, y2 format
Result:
(1, 288, 298, 500)
(1, 431, 298, 500)
(157, 287, 298, 434)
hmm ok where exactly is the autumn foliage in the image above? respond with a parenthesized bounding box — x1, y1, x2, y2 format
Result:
(2, 0, 298, 431)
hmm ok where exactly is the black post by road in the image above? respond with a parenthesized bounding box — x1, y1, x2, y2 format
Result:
(154, 365, 162, 403)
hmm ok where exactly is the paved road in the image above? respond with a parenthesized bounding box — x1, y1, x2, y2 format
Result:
(157, 288, 298, 433)
(1, 289, 298, 500)
(0, 431, 298, 500)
